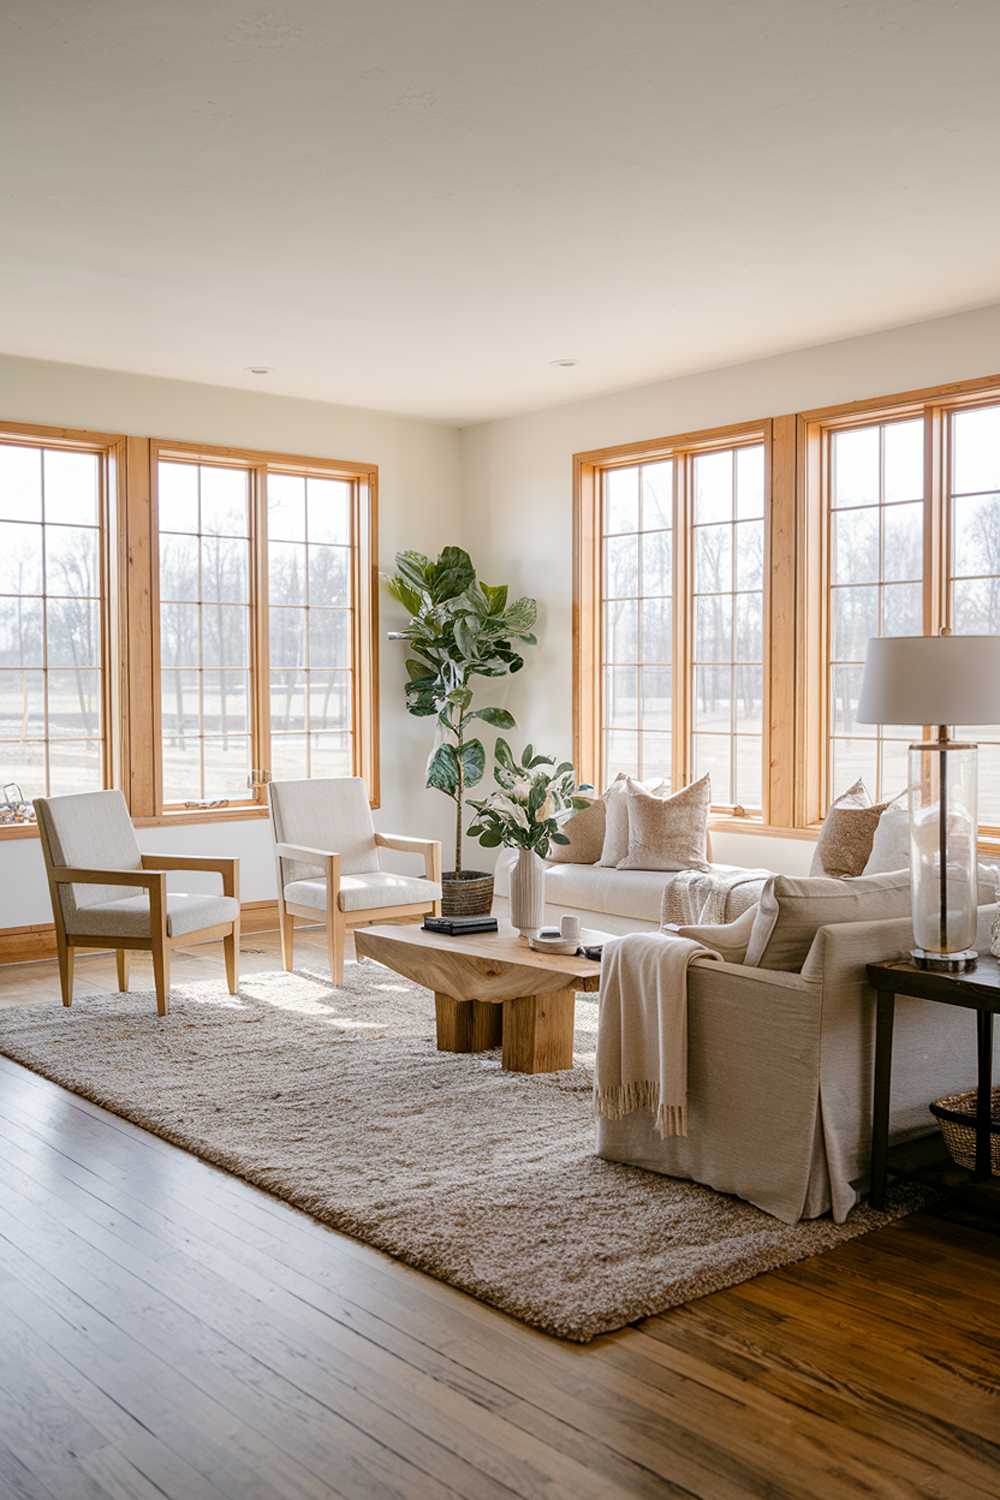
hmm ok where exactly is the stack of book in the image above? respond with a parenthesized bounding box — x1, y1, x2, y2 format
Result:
(422, 914, 499, 936)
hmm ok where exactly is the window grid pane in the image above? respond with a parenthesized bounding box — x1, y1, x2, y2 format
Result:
(266, 471, 355, 780)
(158, 460, 252, 804)
(949, 402, 1000, 825)
(0, 441, 105, 807)
(827, 417, 925, 805)
(690, 443, 765, 810)
(601, 459, 673, 790)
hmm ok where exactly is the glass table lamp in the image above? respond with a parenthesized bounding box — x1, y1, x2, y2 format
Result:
(857, 633, 1000, 972)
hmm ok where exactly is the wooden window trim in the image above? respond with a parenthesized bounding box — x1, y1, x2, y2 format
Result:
(145, 438, 380, 817)
(799, 372, 1000, 836)
(574, 418, 774, 818)
(0, 419, 125, 840)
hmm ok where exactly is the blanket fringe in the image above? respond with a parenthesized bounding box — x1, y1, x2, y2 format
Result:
(594, 1082, 688, 1138)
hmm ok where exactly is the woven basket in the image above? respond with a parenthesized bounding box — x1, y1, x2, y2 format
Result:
(929, 1086, 1000, 1176)
(441, 870, 494, 917)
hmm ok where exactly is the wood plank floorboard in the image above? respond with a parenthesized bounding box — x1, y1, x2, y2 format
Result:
(0, 930, 996, 1499)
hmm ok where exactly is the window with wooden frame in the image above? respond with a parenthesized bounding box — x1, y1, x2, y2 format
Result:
(823, 414, 926, 804)
(151, 442, 378, 815)
(575, 422, 771, 816)
(802, 376, 1000, 834)
(0, 422, 121, 828)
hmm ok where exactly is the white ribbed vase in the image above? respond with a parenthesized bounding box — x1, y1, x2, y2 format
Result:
(509, 848, 545, 937)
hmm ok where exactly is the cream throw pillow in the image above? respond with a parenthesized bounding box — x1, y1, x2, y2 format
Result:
(617, 773, 712, 872)
(547, 795, 605, 864)
(863, 802, 910, 875)
(810, 779, 896, 878)
(598, 774, 667, 867)
(745, 870, 913, 971)
(664, 903, 758, 964)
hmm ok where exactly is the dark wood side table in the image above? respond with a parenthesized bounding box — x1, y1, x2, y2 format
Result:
(866, 957, 999, 1209)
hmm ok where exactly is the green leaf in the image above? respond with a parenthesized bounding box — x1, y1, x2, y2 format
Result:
(551, 832, 571, 845)
(503, 597, 537, 633)
(482, 582, 508, 614)
(429, 547, 476, 603)
(555, 761, 573, 776)
(405, 658, 429, 681)
(478, 830, 503, 848)
(386, 576, 424, 617)
(495, 738, 517, 774)
(460, 738, 486, 786)
(453, 614, 481, 660)
(394, 550, 432, 598)
(426, 743, 459, 795)
(522, 743, 534, 767)
(469, 706, 515, 728)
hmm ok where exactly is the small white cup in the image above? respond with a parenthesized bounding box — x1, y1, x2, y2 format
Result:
(560, 914, 581, 944)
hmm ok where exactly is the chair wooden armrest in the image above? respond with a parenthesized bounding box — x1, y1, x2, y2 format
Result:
(141, 853, 239, 897)
(375, 833, 442, 882)
(50, 865, 167, 891)
(274, 842, 340, 863)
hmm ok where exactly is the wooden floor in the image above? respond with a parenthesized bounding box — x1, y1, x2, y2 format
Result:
(0, 931, 997, 1500)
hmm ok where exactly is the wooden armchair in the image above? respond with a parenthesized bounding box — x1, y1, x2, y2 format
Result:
(35, 791, 240, 1017)
(268, 777, 441, 984)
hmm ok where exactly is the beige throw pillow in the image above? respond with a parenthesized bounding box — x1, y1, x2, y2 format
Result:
(617, 773, 712, 872)
(664, 903, 758, 964)
(598, 774, 667, 867)
(745, 870, 913, 972)
(810, 779, 896, 878)
(547, 795, 605, 864)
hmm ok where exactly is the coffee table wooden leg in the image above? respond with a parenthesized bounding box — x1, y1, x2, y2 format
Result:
(471, 1000, 503, 1050)
(502, 987, 576, 1073)
(435, 994, 501, 1052)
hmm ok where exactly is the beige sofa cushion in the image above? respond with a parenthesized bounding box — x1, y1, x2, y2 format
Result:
(548, 795, 605, 864)
(746, 870, 913, 971)
(618, 774, 711, 872)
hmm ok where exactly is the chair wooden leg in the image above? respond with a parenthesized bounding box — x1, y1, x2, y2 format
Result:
(328, 911, 346, 987)
(115, 949, 130, 992)
(57, 941, 75, 1007)
(279, 900, 295, 972)
(223, 918, 239, 995)
(152, 936, 170, 1017)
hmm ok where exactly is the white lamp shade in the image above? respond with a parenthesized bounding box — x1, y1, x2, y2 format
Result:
(857, 635, 1000, 726)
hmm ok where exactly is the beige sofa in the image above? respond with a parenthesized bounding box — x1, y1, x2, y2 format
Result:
(492, 847, 760, 933)
(597, 905, 1000, 1223)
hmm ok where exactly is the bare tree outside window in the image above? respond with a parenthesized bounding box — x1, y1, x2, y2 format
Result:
(0, 442, 105, 806)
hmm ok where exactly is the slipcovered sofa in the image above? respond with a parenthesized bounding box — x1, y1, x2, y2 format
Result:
(493, 847, 761, 932)
(597, 904, 1000, 1223)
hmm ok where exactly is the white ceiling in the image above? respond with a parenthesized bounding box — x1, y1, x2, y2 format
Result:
(3, 0, 1000, 424)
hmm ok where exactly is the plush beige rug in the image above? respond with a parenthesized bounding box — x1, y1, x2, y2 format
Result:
(0, 960, 917, 1341)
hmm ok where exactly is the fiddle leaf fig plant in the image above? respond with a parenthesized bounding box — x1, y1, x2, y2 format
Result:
(387, 547, 537, 876)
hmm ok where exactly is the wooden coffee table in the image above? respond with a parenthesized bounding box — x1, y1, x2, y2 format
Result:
(353, 922, 606, 1073)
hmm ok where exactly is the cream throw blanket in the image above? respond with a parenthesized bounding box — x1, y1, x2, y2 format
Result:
(661, 865, 771, 926)
(594, 932, 722, 1138)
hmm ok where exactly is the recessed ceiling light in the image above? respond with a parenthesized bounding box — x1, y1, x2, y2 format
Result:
(550, 358, 578, 368)
(247, 365, 272, 375)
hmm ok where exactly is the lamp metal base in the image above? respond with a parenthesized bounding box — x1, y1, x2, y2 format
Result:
(910, 947, 978, 974)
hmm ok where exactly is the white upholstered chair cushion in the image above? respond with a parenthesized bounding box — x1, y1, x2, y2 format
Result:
(268, 777, 380, 882)
(66, 892, 239, 939)
(34, 791, 144, 924)
(285, 871, 442, 913)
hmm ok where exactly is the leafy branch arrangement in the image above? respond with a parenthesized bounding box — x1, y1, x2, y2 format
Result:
(387, 547, 538, 876)
(467, 741, 592, 858)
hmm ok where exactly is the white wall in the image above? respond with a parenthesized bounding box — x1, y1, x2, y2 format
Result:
(0, 354, 463, 927)
(460, 301, 1000, 876)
